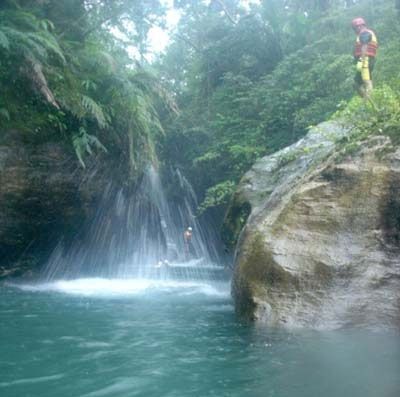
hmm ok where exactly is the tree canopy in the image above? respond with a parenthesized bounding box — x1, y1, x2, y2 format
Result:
(0, 0, 172, 176)
(157, 0, 400, 219)
(1, 0, 399, 221)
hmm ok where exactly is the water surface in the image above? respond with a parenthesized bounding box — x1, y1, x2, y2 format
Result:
(1, 279, 399, 397)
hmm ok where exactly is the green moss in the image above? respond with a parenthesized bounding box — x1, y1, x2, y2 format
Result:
(277, 150, 299, 167)
(313, 261, 333, 285)
(231, 272, 256, 321)
(234, 233, 298, 319)
(221, 194, 251, 250)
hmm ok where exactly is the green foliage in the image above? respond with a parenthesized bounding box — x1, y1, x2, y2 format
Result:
(80, 95, 107, 128)
(198, 181, 236, 215)
(0, 108, 10, 121)
(335, 86, 400, 148)
(2, 0, 400, 222)
(160, 0, 400, 219)
(0, 10, 65, 64)
(0, 1, 171, 178)
(0, 30, 10, 50)
(277, 150, 299, 168)
(221, 198, 251, 250)
(160, 1, 352, 214)
(73, 127, 107, 168)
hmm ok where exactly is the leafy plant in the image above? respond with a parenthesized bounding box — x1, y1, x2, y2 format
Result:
(0, 10, 65, 63)
(334, 85, 400, 151)
(198, 180, 236, 214)
(72, 127, 107, 168)
(81, 95, 107, 128)
(0, 1, 173, 179)
(0, 108, 10, 121)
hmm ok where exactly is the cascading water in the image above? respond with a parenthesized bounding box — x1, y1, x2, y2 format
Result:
(41, 166, 228, 283)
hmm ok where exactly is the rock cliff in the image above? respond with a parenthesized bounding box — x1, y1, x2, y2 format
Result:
(0, 130, 114, 278)
(227, 121, 400, 329)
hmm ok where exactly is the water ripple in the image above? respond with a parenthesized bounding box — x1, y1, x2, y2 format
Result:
(0, 374, 64, 388)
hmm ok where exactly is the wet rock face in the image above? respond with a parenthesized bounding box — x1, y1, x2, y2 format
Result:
(0, 130, 109, 278)
(229, 122, 400, 329)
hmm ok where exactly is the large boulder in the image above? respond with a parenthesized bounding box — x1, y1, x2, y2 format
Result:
(0, 130, 111, 278)
(228, 121, 400, 329)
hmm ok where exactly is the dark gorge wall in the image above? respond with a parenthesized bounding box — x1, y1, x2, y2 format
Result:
(0, 129, 113, 278)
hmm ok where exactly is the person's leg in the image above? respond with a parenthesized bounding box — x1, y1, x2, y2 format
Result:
(364, 57, 376, 97)
(354, 71, 365, 97)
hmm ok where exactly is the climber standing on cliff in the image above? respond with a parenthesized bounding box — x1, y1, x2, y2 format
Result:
(351, 17, 378, 99)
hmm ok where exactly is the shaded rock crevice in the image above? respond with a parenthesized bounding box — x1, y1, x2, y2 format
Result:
(379, 171, 400, 248)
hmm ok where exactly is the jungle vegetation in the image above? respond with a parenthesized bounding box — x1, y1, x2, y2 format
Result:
(0, 0, 172, 175)
(1, 0, 399, 222)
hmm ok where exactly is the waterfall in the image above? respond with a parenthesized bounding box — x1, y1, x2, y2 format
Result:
(42, 166, 227, 282)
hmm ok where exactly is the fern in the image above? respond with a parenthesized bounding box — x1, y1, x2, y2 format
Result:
(98, 69, 171, 172)
(0, 11, 65, 64)
(4, 27, 47, 58)
(73, 134, 86, 168)
(0, 7, 167, 180)
(39, 19, 55, 32)
(78, 44, 117, 72)
(5, 11, 39, 30)
(0, 108, 10, 121)
(26, 31, 65, 63)
(124, 87, 164, 169)
(82, 80, 98, 91)
(73, 127, 107, 168)
(81, 95, 107, 128)
(0, 30, 9, 50)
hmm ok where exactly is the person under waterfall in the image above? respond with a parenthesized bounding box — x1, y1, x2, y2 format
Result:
(183, 227, 193, 260)
(351, 17, 378, 99)
(155, 259, 170, 269)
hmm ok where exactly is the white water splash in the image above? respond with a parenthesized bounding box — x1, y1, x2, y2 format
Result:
(11, 278, 231, 299)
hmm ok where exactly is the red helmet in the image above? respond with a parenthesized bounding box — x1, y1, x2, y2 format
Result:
(352, 17, 366, 28)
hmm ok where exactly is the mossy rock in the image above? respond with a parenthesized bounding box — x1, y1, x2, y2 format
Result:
(233, 234, 298, 320)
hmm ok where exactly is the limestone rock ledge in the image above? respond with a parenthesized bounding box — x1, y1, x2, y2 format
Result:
(228, 121, 400, 329)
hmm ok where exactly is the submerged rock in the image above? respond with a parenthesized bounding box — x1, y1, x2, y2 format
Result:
(228, 121, 400, 329)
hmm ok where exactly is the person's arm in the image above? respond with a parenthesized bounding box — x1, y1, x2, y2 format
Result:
(359, 31, 372, 57)
(359, 31, 372, 44)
